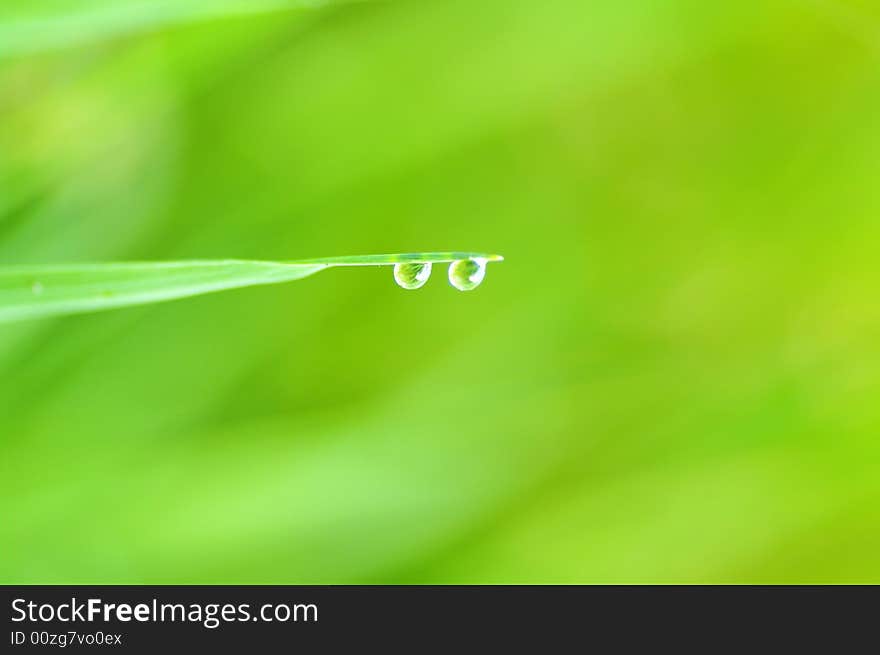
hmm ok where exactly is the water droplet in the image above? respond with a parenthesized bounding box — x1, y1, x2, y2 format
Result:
(393, 262, 432, 290)
(448, 258, 487, 291)
(31, 281, 44, 295)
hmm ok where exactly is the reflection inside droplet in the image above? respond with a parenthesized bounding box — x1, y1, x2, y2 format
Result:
(393, 262, 432, 289)
(448, 258, 486, 291)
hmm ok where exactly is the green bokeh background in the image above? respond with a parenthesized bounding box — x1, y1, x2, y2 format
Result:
(2, 0, 879, 583)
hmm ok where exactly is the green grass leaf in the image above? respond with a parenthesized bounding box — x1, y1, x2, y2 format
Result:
(0, 0, 335, 58)
(0, 252, 503, 323)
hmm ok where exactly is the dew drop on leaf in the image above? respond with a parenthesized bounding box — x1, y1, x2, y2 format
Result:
(448, 258, 487, 291)
(393, 262, 432, 289)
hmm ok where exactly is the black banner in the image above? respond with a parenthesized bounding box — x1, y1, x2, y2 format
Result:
(1, 586, 875, 651)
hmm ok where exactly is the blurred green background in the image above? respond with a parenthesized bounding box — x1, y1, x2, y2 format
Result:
(1, 0, 879, 583)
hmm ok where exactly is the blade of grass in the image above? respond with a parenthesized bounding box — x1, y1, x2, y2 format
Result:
(0, 0, 339, 59)
(0, 252, 503, 323)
